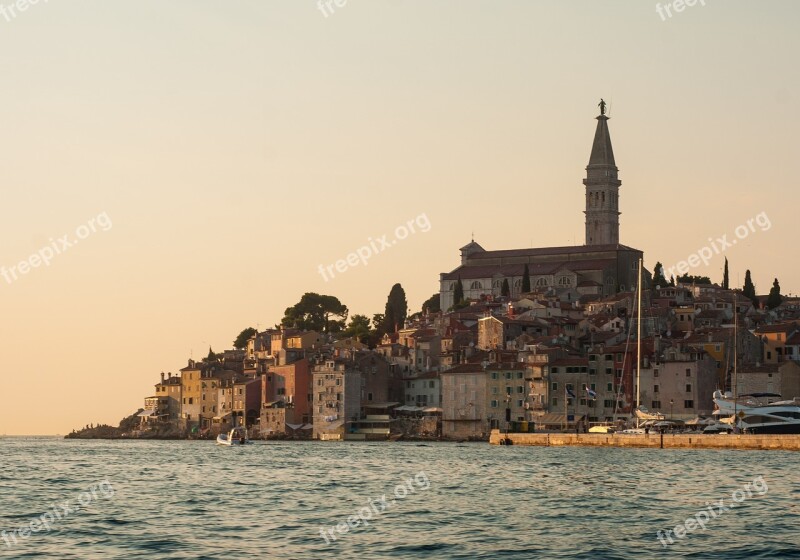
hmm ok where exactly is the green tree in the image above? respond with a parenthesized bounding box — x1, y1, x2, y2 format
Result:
(743, 270, 757, 307)
(382, 283, 408, 334)
(652, 262, 668, 288)
(207, 346, 216, 361)
(722, 258, 730, 290)
(767, 278, 783, 309)
(669, 275, 675, 287)
(340, 314, 372, 343)
(501, 278, 511, 297)
(421, 293, 441, 314)
(233, 327, 257, 350)
(676, 274, 711, 285)
(521, 264, 531, 293)
(281, 293, 349, 333)
(453, 276, 464, 307)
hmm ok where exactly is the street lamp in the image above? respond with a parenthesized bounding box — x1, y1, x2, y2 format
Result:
(670, 399, 674, 424)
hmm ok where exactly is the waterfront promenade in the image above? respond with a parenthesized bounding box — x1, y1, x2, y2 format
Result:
(489, 430, 800, 451)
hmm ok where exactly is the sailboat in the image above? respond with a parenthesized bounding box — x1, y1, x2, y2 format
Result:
(620, 257, 651, 434)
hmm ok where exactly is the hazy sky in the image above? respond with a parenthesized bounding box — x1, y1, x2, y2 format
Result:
(1, 1, 798, 435)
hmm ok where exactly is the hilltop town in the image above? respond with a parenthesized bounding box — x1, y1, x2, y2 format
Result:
(68, 106, 798, 441)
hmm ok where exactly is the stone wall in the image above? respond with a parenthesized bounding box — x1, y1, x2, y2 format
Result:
(489, 430, 800, 451)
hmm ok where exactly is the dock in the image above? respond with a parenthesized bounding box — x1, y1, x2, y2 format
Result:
(489, 430, 800, 451)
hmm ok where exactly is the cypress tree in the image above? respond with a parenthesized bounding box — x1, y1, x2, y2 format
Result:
(722, 258, 729, 290)
(743, 270, 758, 307)
(453, 276, 464, 306)
(767, 278, 783, 310)
(501, 278, 510, 297)
(521, 264, 531, 293)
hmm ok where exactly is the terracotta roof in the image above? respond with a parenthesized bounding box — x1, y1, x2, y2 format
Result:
(442, 364, 485, 374)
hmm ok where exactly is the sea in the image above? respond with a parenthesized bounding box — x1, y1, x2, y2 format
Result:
(0, 437, 798, 559)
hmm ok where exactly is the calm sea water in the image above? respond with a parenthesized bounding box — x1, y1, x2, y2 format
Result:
(1, 437, 799, 559)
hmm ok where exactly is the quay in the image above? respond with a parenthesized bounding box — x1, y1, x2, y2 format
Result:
(489, 430, 800, 451)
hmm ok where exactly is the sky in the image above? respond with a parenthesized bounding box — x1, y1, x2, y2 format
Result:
(1, 0, 798, 435)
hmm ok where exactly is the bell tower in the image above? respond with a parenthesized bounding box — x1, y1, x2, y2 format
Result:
(583, 101, 621, 246)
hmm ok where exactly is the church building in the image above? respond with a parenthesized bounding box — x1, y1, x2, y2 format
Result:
(439, 105, 646, 311)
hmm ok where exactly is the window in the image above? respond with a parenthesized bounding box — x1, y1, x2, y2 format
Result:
(188, 398, 193, 405)
(367, 392, 373, 401)
(551, 382, 558, 391)
(652, 401, 661, 409)
(516, 372, 523, 379)
(686, 369, 692, 377)
(605, 354, 613, 361)
(429, 381, 435, 388)
(654, 385, 659, 393)
(506, 386, 512, 395)
(552, 398, 558, 406)
(607, 383, 613, 391)
(684, 400, 694, 409)
(589, 355, 597, 362)
(605, 368, 613, 375)
(491, 372, 498, 380)
(336, 378, 341, 386)
(589, 368, 597, 375)
(491, 400, 498, 408)
(686, 384, 692, 393)
(517, 386, 524, 394)
(603, 399, 614, 408)
(654, 369, 659, 378)
(505, 372, 512, 380)
(517, 400, 524, 408)
(470, 281, 482, 290)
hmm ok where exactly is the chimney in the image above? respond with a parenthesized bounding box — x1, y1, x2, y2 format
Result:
(160, 372, 165, 383)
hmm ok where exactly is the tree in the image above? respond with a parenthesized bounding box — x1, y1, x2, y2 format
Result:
(207, 347, 216, 361)
(501, 278, 510, 297)
(382, 283, 408, 334)
(743, 270, 757, 307)
(233, 327, 257, 350)
(281, 293, 349, 333)
(421, 293, 441, 314)
(669, 275, 675, 287)
(767, 278, 783, 309)
(340, 314, 372, 343)
(453, 276, 464, 307)
(722, 258, 730, 290)
(652, 262, 668, 289)
(521, 264, 531, 293)
(676, 274, 711, 285)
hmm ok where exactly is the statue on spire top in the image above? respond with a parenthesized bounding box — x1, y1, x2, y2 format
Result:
(598, 98, 607, 115)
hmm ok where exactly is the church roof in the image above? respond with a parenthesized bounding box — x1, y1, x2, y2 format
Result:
(463, 243, 640, 261)
(588, 115, 616, 167)
(441, 258, 619, 281)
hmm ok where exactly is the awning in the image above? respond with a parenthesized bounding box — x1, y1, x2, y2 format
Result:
(363, 402, 399, 409)
(422, 407, 442, 413)
(286, 423, 304, 430)
(537, 413, 585, 425)
(137, 409, 157, 417)
(213, 412, 233, 420)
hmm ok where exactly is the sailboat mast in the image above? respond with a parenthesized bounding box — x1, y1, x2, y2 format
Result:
(636, 257, 642, 427)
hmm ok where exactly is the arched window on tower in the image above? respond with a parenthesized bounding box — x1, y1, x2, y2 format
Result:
(536, 278, 548, 287)
(470, 281, 482, 290)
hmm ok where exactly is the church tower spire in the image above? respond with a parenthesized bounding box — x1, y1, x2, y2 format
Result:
(583, 100, 621, 246)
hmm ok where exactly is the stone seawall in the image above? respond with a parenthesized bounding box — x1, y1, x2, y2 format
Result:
(489, 430, 800, 451)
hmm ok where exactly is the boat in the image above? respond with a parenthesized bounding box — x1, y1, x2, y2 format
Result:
(712, 390, 782, 416)
(588, 423, 616, 434)
(216, 426, 252, 446)
(634, 405, 665, 421)
(734, 400, 800, 434)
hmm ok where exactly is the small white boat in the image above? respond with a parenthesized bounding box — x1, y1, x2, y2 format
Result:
(588, 423, 616, 434)
(216, 427, 252, 446)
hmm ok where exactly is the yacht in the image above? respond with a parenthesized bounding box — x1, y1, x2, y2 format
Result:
(713, 391, 800, 434)
(216, 426, 253, 446)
